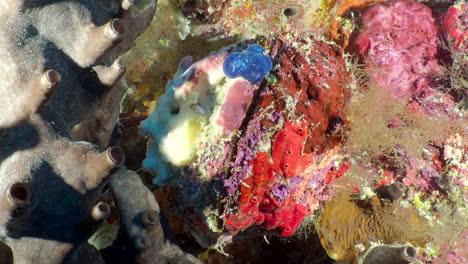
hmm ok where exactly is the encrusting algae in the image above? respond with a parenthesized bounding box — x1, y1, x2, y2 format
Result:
(316, 190, 428, 263)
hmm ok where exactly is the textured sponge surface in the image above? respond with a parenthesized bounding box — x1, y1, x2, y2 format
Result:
(223, 45, 272, 83)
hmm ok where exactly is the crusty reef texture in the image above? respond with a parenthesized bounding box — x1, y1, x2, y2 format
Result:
(0, 0, 199, 263)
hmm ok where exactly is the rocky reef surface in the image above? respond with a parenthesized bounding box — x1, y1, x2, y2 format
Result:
(137, 0, 467, 263)
(0, 0, 466, 263)
(0, 0, 199, 263)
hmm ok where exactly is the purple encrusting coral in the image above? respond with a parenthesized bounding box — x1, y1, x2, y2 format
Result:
(308, 166, 334, 194)
(415, 91, 457, 117)
(223, 109, 284, 196)
(288, 176, 304, 191)
(420, 166, 438, 179)
(271, 184, 290, 204)
(224, 115, 265, 195)
(272, 176, 305, 204)
(201, 140, 232, 177)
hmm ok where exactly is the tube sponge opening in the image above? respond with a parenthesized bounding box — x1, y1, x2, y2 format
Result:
(375, 182, 406, 202)
(362, 245, 417, 264)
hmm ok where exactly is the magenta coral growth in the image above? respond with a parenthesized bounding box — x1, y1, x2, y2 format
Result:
(224, 114, 268, 195)
(443, 3, 468, 51)
(356, 0, 441, 98)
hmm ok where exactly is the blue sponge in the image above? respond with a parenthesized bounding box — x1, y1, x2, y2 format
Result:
(223, 45, 272, 83)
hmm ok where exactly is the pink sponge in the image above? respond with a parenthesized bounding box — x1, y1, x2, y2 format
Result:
(443, 3, 467, 51)
(216, 79, 254, 131)
(355, 0, 440, 98)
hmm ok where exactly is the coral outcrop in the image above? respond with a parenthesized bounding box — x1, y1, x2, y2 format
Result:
(140, 35, 351, 246)
(140, 43, 272, 185)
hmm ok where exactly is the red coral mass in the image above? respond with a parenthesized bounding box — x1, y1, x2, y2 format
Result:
(225, 122, 312, 236)
(259, 38, 349, 154)
(226, 38, 349, 236)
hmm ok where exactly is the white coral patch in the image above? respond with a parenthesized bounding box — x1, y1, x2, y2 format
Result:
(159, 111, 202, 166)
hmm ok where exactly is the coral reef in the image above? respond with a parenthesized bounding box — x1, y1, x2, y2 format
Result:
(122, 0, 344, 109)
(0, 0, 465, 262)
(140, 35, 351, 245)
(219, 36, 351, 240)
(132, 0, 466, 262)
(328, 1, 467, 263)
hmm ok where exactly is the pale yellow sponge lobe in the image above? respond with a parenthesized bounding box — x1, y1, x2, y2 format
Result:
(159, 111, 204, 166)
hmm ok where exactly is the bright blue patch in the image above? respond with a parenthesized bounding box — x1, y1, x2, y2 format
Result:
(247, 45, 266, 54)
(223, 44, 272, 83)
